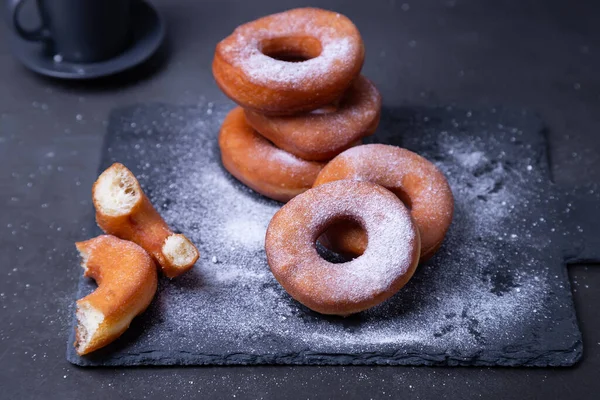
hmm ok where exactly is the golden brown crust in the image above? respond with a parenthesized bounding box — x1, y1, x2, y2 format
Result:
(265, 181, 420, 316)
(92, 163, 199, 278)
(314, 144, 454, 261)
(244, 76, 381, 161)
(74, 235, 158, 355)
(219, 107, 327, 202)
(212, 8, 365, 115)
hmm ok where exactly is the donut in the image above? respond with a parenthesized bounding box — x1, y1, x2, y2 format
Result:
(213, 8, 365, 115)
(219, 107, 327, 202)
(314, 144, 454, 261)
(265, 180, 420, 316)
(244, 76, 381, 161)
(93, 163, 199, 278)
(74, 235, 158, 355)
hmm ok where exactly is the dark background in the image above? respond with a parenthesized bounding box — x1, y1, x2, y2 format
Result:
(1, 0, 599, 398)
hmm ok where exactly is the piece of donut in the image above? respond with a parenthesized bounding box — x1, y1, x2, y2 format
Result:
(74, 235, 158, 355)
(244, 76, 381, 161)
(213, 8, 365, 115)
(92, 163, 199, 278)
(314, 144, 454, 261)
(219, 107, 327, 202)
(265, 180, 420, 316)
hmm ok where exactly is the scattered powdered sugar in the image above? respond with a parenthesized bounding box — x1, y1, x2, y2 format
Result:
(223, 215, 268, 249)
(435, 131, 520, 236)
(202, 262, 268, 285)
(453, 150, 486, 169)
(73, 103, 576, 366)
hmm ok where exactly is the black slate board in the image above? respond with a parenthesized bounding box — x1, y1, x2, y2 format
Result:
(67, 101, 599, 367)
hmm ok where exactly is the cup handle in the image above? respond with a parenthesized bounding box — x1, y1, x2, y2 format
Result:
(7, 0, 51, 41)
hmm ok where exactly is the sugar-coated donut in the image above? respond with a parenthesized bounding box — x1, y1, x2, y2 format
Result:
(314, 144, 454, 261)
(265, 180, 420, 316)
(219, 107, 327, 202)
(93, 163, 199, 278)
(74, 235, 158, 355)
(244, 76, 381, 161)
(213, 8, 365, 115)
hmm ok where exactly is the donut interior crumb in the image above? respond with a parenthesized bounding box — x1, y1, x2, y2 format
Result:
(77, 246, 90, 274)
(94, 164, 140, 216)
(163, 234, 198, 268)
(75, 301, 105, 354)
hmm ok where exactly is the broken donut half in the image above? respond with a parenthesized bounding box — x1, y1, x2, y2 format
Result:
(92, 163, 199, 278)
(74, 235, 158, 355)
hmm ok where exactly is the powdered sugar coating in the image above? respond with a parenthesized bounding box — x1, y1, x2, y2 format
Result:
(266, 145, 310, 169)
(218, 107, 325, 202)
(314, 144, 454, 259)
(266, 181, 419, 314)
(244, 76, 382, 161)
(218, 8, 363, 89)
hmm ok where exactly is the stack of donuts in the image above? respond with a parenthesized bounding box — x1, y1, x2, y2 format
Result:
(214, 8, 454, 317)
(213, 8, 381, 202)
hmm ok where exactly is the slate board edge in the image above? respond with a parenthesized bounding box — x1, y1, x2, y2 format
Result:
(67, 344, 582, 367)
(561, 184, 600, 263)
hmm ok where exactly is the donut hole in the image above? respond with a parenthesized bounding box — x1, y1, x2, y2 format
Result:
(260, 36, 322, 62)
(389, 187, 413, 210)
(316, 219, 366, 263)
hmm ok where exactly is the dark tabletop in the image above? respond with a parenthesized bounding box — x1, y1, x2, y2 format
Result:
(1, 0, 599, 399)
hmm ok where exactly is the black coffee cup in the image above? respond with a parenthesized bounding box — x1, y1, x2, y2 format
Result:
(8, 0, 133, 63)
